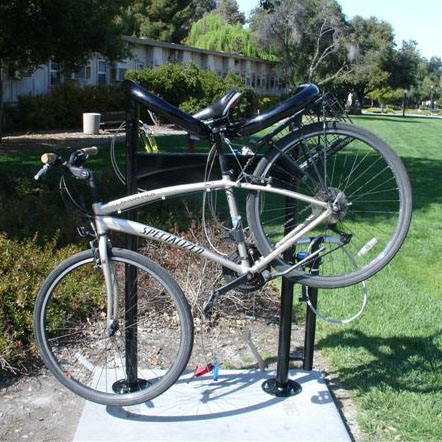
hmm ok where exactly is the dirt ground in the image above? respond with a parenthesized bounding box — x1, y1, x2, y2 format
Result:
(0, 125, 185, 153)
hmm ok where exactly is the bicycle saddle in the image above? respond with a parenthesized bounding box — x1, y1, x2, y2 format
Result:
(124, 80, 319, 140)
(192, 90, 242, 121)
(230, 84, 320, 137)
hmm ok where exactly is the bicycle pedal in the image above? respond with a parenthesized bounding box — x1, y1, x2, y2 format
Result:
(203, 273, 251, 315)
(203, 291, 220, 316)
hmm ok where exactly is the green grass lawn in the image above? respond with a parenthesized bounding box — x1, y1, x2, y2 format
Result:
(1, 116, 441, 440)
(314, 115, 442, 441)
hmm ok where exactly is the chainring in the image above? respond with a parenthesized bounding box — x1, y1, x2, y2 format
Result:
(222, 245, 268, 293)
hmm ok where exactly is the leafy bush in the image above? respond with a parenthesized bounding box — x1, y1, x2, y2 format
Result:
(365, 107, 396, 114)
(126, 62, 258, 119)
(0, 233, 82, 372)
(258, 94, 287, 111)
(0, 168, 84, 245)
(4, 82, 125, 132)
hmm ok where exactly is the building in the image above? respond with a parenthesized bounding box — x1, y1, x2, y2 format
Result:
(2, 37, 287, 104)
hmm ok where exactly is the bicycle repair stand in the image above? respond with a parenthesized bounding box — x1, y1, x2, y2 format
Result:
(121, 91, 320, 395)
(111, 90, 145, 394)
(262, 248, 320, 397)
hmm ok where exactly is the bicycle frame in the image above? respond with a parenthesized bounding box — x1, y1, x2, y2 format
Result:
(93, 177, 331, 282)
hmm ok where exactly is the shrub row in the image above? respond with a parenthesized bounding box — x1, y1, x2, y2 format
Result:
(126, 62, 258, 119)
(4, 83, 126, 132)
(3, 63, 268, 133)
(0, 233, 82, 373)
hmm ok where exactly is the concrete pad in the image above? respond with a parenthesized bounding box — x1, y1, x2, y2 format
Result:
(74, 370, 350, 441)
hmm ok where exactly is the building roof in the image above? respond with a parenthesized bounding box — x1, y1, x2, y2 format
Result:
(123, 36, 278, 65)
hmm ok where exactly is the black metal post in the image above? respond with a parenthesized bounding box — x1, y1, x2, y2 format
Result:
(302, 240, 320, 371)
(125, 98, 139, 388)
(112, 96, 142, 394)
(277, 275, 294, 388)
(262, 275, 302, 396)
(262, 193, 302, 397)
(303, 286, 318, 371)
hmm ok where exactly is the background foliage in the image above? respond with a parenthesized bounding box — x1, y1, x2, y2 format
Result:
(3, 83, 126, 132)
(0, 0, 130, 140)
(126, 62, 258, 117)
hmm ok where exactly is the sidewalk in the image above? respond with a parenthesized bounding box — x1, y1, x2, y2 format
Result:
(74, 370, 351, 442)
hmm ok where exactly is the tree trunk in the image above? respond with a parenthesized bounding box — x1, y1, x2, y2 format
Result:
(350, 88, 363, 115)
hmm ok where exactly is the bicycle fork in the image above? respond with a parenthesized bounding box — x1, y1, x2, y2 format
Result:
(96, 233, 120, 336)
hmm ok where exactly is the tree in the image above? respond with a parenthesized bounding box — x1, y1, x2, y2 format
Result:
(0, 0, 129, 141)
(409, 57, 441, 108)
(184, 12, 274, 59)
(250, 0, 349, 87)
(124, 0, 216, 43)
(367, 87, 403, 110)
(217, 0, 245, 25)
(193, 0, 217, 21)
(391, 40, 421, 90)
(343, 16, 397, 112)
(428, 56, 442, 75)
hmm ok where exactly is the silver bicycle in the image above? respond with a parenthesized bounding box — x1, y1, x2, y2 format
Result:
(33, 81, 412, 406)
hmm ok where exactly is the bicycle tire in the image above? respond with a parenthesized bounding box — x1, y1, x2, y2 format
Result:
(34, 248, 193, 406)
(246, 121, 412, 288)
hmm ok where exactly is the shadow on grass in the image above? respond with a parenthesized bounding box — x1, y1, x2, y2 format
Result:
(402, 156, 442, 209)
(318, 330, 442, 394)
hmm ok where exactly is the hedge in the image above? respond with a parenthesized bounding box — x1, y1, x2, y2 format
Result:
(126, 62, 258, 120)
(3, 63, 278, 133)
(0, 233, 82, 372)
(4, 82, 126, 132)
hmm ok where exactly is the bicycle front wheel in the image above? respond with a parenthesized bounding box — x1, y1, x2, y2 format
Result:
(246, 121, 412, 288)
(34, 248, 193, 406)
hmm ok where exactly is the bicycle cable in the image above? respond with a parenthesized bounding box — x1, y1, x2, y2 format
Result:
(202, 143, 229, 256)
(110, 120, 158, 193)
(304, 238, 369, 324)
(59, 174, 93, 219)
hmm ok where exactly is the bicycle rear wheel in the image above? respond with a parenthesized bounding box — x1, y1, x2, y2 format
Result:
(246, 121, 412, 288)
(34, 248, 193, 406)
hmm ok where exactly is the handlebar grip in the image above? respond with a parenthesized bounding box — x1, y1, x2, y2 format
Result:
(81, 146, 98, 156)
(41, 153, 59, 165)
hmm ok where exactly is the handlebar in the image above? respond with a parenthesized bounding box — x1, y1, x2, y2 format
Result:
(34, 146, 98, 181)
(41, 152, 60, 166)
(80, 146, 99, 156)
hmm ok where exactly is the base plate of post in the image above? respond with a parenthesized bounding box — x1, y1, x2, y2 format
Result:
(261, 378, 302, 397)
(112, 378, 152, 395)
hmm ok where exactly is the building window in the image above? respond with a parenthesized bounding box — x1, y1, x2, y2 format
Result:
(252, 73, 256, 88)
(50, 60, 61, 86)
(72, 64, 91, 81)
(111, 66, 127, 82)
(98, 60, 107, 85)
(168, 49, 183, 64)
